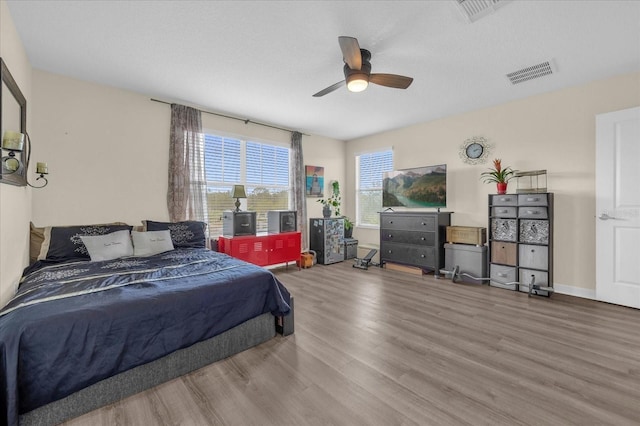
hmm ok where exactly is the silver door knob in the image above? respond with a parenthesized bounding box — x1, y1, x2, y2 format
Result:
(598, 213, 619, 220)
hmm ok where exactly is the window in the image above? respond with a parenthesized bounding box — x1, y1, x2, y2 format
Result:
(204, 134, 290, 235)
(356, 149, 393, 226)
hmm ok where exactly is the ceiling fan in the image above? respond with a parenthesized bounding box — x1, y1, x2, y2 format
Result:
(313, 36, 414, 97)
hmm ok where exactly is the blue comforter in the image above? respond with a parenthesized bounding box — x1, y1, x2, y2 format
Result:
(0, 248, 290, 426)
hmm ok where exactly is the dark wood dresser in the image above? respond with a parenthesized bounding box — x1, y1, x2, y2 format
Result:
(379, 211, 452, 276)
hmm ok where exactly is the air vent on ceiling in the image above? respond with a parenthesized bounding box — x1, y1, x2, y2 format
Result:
(455, 0, 511, 23)
(506, 60, 557, 85)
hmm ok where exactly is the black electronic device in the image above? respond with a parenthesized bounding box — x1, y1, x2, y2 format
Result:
(267, 210, 297, 233)
(222, 211, 256, 236)
(353, 249, 377, 270)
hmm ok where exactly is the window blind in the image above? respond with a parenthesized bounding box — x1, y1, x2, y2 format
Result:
(356, 149, 393, 226)
(204, 134, 291, 236)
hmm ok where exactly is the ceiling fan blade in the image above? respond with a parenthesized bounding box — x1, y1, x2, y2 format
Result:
(338, 36, 362, 70)
(313, 80, 346, 97)
(369, 73, 414, 89)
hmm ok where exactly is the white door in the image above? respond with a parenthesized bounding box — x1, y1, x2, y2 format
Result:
(595, 106, 640, 309)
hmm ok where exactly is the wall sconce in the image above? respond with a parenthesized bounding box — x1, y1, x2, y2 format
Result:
(1, 131, 49, 188)
(1, 130, 23, 174)
(231, 184, 247, 212)
(32, 160, 49, 188)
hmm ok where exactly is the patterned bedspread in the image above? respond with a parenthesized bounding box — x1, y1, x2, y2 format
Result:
(0, 248, 290, 426)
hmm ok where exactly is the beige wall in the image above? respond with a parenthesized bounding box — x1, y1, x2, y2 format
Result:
(31, 71, 171, 226)
(0, 0, 32, 307)
(31, 70, 345, 244)
(345, 71, 640, 297)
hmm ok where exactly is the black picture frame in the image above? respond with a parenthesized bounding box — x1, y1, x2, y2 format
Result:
(0, 57, 28, 187)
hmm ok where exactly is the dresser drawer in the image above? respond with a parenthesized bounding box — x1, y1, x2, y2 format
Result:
(519, 244, 548, 270)
(381, 229, 435, 246)
(518, 194, 548, 206)
(519, 220, 549, 244)
(380, 215, 436, 231)
(381, 242, 435, 268)
(491, 241, 517, 266)
(491, 218, 517, 242)
(491, 206, 517, 218)
(518, 207, 548, 219)
(490, 264, 517, 289)
(490, 194, 518, 206)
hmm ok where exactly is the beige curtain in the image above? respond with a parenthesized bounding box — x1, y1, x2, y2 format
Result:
(291, 131, 308, 250)
(167, 104, 208, 225)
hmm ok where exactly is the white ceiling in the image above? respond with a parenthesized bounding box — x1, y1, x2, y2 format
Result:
(6, 0, 640, 141)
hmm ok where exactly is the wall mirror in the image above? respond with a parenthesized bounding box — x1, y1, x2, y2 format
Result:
(1, 57, 28, 187)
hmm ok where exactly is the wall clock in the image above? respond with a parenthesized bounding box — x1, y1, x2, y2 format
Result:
(459, 136, 492, 165)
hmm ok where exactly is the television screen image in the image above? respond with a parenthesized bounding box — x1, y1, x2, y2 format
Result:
(383, 164, 447, 208)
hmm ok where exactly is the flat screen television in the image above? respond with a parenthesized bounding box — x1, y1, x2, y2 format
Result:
(382, 164, 447, 208)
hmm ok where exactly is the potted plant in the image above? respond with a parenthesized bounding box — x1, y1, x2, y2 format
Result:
(343, 216, 353, 238)
(317, 180, 341, 218)
(480, 158, 515, 194)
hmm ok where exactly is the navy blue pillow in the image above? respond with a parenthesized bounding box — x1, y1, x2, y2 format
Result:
(145, 220, 207, 249)
(42, 224, 133, 262)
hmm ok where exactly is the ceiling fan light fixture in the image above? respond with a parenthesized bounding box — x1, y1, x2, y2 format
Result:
(313, 38, 412, 97)
(347, 73, 369, 92)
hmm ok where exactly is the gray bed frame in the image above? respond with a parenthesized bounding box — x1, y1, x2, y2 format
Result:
(20, 300, 294, 426)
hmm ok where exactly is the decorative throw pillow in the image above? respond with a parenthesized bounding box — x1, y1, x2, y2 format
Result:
(131, 230, 175, 257)
(30, 222, 46, 264)
(38, 224, 133, 262)
(144, 220, 207, 248)
(80, 230, 134, 262)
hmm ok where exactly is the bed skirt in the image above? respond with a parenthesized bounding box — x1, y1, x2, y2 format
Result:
(19, 312, 277, 426)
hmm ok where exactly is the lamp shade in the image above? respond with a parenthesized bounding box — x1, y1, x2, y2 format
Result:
(232, 184, 247, 199)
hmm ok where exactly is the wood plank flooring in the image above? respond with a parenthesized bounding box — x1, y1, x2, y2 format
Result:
(64, 262, 640, 425)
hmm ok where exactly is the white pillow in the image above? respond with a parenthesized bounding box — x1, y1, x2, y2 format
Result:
(132, 230, 174, 257)
(80, 229, 134, 262)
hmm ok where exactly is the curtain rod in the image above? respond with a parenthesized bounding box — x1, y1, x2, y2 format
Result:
(150, 98, 308, 136)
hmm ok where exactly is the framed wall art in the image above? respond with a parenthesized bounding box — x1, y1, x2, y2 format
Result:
(305, 165, 324, 197)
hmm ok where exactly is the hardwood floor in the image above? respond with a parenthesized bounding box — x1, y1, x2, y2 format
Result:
(65, 262, 640, 425)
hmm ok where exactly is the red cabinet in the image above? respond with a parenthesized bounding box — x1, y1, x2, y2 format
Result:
(218, 232, 301, 268)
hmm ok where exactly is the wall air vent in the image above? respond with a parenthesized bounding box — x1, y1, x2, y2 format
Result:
(506, 60, 557, 85)
(455, 0, 511, 23)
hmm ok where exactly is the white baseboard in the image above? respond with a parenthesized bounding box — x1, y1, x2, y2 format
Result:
(357, 243, 379, 250)
(553, 282, 596, 300)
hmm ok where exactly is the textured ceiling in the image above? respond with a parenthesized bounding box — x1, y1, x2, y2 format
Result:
(6, 0, 640, 140)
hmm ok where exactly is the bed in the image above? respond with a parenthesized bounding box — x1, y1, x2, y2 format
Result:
(0, 239, 292, 426)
